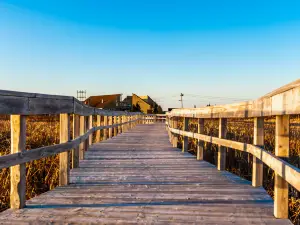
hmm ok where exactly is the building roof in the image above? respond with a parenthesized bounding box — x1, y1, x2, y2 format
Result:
(84, 94, 121, 108)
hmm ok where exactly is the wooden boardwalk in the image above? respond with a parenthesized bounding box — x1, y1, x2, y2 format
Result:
(0, 124, 291, 224)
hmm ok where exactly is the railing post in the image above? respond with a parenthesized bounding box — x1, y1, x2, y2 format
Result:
(118, 116, 122, 134)
(172, 117, 178, 148)
(79, 115, 86, 160)
(113, 116, 117, 136)
(109, 116, 113, 138)
(130, 116, 132, 129)
(72, 114, 80, 168)
(182, 117, 189, 153)
(10, 115, 26, 209)
(274, 115, 289, 219)
(103, 116, 108, 140)
(96, 115, 101, 142)
(252, 117, 264, 187)
(218, 118, 227, 171)
(122, 115, 125, 132)
(88, 115, 93, 146)
(59, 113, 70, 186)
(197, 118, 204, 160)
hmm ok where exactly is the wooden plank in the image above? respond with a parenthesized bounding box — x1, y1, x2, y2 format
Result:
(172, 117, 178, 148)
(0, 124, 292, 224)
(168, 79, 300, 119)
(108, 116, 113, 138)
(59, 114, 70, 186)
(118, 116, 122, 134)
(113, 116, 117, 136)
(182, 117, 189, 153)
(274, 115, 289, 219)
(88, 115, 93, 145)
(103, 116, 108, 140)
(96, 115, 101, 142)
(10, 115, 26, 209)
(169, 127, 300, 192)
(218, 118, 227, 170)
(197, 118, 204, 160)
(79, 116, 86, 160)
(72, 114, 80, 169)
(252, 117, 264, 187)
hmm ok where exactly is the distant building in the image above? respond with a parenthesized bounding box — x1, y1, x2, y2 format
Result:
(132, 94, 154, 114)
(84, 94, 122, 110)
(84, 93, 161, 113)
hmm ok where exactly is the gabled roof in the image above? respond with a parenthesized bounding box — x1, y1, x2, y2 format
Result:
(84, 94, 121, 108)
(132, 93, 151, 106)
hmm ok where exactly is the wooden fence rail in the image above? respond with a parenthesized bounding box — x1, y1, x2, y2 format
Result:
(0, 90, 148, 210)
(166, 79, 300, 220)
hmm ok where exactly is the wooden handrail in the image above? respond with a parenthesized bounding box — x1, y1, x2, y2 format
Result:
(168, 126, 300, 192)
(0, 90, 140, 116)
(168, 79, 300, 118)
(0, 119, 140, 170)
(166, 79, 300, 220)
(0, 89, 148, 209)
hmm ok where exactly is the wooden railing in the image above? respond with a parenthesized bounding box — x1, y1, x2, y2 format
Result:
(166, 79, 300, 219)
(0, 90, 146, 209)
(143, 114, 166, 124)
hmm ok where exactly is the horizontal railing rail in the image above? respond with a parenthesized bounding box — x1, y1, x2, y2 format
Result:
(0, 89, 149, 210)
(166, 79, 300, 220)
(0, 119, 139, 170)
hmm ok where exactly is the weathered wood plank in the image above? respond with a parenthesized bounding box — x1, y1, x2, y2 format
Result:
(0, 124, 292, 224)
(252, 117, 264, 187)
(274, 115, 289, 219)
(197, 118, 204, 160)
(72, 114, 80, 168)
(169, 79, 300, 118)
(169, 127, 300, 192)
(96, 115, 101, 142)
(59, 113, 70, 186)
(218, 118, 227, 170)
(10, 115, 26, 209)
(182, 117, 189, 153)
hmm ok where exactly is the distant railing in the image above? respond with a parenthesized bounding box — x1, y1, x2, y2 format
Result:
(166, 79, 300, 220)
(0, 90, 146, 209)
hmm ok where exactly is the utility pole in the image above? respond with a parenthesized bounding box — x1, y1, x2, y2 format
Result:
(179, 93, 184, 108)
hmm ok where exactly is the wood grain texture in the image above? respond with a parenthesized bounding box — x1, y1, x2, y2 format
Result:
(96, 115, 101, 143)
(274, 115, 289, 219)
(88, 115, 93, 146)
(59, 114, 70, 186)
(168, 127, 300, 192)
(182, 117, 189, 153)
(218, 118, 227, 171)
(10, 115, 26, 209)
(108, 116, 113, 139)
(72, 114, 80, 168)
(169, 79, 300, 119)
(79, 116, 86, 160)
(197, 118, 204, 160)
(113, 116, 117, 137)
(0, 124, 291, 224)
(252, 117, 264, 187)
(0, 90, 142, 116)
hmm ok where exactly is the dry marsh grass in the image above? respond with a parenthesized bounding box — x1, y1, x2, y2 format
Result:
(176, 116, 300, 224)
(0, 115, 299, 224)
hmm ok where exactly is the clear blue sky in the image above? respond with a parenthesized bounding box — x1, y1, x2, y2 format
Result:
(1, 0, 299, 110)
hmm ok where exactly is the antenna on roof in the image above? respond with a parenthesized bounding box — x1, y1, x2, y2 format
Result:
(77, 90, 86, 102)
